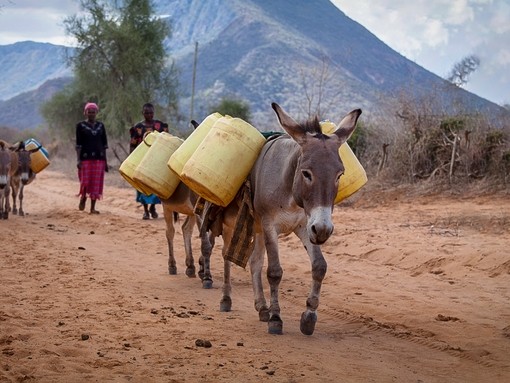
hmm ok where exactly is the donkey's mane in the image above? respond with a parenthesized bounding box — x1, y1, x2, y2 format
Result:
(301, 116, 327, 138)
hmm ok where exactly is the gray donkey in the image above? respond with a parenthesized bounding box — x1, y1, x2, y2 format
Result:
(212, 102, 361, 335)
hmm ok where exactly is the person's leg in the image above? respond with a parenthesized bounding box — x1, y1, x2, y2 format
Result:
(90, 199, 99, 214)
(149, 204, 158, 219)
(79, 196, 86, 211)
(143, 203, 150, 220)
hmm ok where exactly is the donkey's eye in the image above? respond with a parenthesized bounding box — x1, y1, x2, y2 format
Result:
(335, 173, 343, 184)
(302, 170, 312, 181)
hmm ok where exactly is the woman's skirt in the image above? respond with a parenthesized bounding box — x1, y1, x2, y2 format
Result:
(78, 160, 105, 200)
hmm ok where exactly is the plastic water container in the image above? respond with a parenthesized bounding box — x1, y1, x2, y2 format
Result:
(133, 132, 184, 199)
(25, 138, 50, 173)
(119, 132, 159, 195)
(320, 120, 367, 203)
(180, 116, 266, 207)
(167, 112, 222, 175)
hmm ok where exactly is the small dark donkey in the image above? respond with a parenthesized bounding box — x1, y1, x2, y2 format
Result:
(10, 141, 37, 216)
(0, 140, 14, 219)
(0, 140, 39, 219)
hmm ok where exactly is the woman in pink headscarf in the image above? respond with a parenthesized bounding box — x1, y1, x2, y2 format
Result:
(75, 102, 109, 214)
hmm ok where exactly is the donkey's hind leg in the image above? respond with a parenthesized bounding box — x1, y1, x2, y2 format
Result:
(181, 215, 196, 278)
(163, 206, 178, 275)
(10, 178, 19, 215)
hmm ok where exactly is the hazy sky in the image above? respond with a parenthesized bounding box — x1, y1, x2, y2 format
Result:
(1, 0, 508, 105)
(331, 0, 510, 105)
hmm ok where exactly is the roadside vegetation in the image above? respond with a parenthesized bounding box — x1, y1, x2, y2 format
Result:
(2, 0, 508, 196)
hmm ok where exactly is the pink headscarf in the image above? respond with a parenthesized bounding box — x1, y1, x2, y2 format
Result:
(84, 102, 99, 113)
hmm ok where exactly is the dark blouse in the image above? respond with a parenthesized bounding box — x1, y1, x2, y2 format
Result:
(76, 120, 108, 161)
(129, 119, 166, 152)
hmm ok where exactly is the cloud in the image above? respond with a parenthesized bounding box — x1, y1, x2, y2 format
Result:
(0, 1, 80, 45)
(445, 0, 475, 24)
(331, 0, 509, 104)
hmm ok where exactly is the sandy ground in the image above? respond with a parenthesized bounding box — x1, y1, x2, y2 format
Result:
(1, 169, 509, 383)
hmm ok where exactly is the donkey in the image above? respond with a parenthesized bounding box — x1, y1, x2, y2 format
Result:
(160, 182, 214, 288)
(10, 141, 37, 216)
(160, 120, 215, 288)
(214, 102, 361, 335)
(0, 140, 16, 219)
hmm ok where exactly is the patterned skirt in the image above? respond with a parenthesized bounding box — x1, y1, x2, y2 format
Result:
(78, 160, 105, 200)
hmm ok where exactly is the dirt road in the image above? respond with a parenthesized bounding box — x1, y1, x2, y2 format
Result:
(1, 170, 509, 382)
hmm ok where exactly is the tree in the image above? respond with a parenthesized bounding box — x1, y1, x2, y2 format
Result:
(297, 55, 344, 120)
(43, 0, 178, 138)
(209, 97, 252, 122)
(41, 82, 88, 140)
(447, 55, 481, 87)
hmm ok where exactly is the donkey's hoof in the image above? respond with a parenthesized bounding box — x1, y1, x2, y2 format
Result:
(185, 266, 196, 278)
(19, 211, 25, 217)
(220, 296, 232, 312)
(202, 279, 213, 289)
(300, 311, 317, 335)
(268, 315, 283, 335)
(168, 266, 177, 275)
(12, 208, 17, 214)
(258, 307, 270, 322)
(198, 270, 205, 281)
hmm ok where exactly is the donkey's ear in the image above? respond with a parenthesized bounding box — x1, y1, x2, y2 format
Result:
(190, 120, 200, 130)
(333, 109, 362, 144)
(16, 141, 27, 152)
(271, 103, 307, 144)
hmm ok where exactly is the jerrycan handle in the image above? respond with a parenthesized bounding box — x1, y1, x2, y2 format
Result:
(143, 131, 158, 147)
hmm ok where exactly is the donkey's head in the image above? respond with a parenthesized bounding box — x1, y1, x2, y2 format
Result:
(0, 142, 12, 189)
(14, 141, 39, 184)
(272, 102, 361, 244)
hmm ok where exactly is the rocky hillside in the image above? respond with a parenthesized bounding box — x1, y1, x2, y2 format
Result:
(0, 0, 506, 131)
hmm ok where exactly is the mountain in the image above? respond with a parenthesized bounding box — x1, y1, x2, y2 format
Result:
(0, 77, 73, 130)
(0, 42, 72, 101)
(0, 0, 506, 131)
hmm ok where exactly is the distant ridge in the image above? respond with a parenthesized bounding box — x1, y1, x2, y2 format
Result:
(0, 0, 507, 130)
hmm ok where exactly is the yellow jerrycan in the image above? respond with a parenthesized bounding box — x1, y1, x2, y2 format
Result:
(320, 120, 367, 203)
(133, 132, 184, 199)
(168, 112, 223, 175)
(180, 116, 266, 207)
(119, 131, 159, 195)
(25, 139, 50, 173)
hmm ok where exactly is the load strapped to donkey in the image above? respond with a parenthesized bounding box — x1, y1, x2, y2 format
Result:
(119, 103, 366, 335)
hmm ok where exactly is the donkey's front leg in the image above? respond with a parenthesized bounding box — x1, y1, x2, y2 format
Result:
(249, 234, 269, 322)
(264, 229, 283, 335)
(220, 258, 232, 312)
(298, 233, 327, 335)
(18, 184, 25, 216)
(199, 226, 214, 289)
(10, 182, 18, 215)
